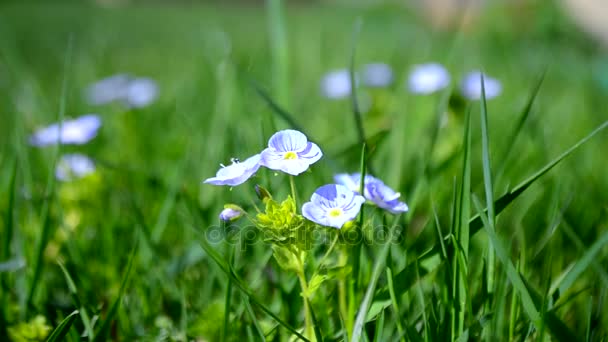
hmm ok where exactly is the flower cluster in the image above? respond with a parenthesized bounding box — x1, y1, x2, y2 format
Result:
(204, 129, 408, 231)
(203, 129, 322, 186)
(334, 173, 409, 214)
(30, 114, 101, 182)
(86, 73, 159, 108)
(320, 62, 502, 100)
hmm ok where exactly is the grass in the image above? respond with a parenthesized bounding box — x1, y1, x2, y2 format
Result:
(1, 0, 608, 341)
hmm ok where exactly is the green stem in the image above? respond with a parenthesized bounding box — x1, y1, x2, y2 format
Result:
(296, 254, 314, 340)
(289, 175, 298, 208)
(338, 248, 349, 339)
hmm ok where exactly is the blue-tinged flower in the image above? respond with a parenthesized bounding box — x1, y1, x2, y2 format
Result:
(126, 77, 159, 108)
(362, 63, 394, 88)
(320, 69, 354, 99)
(460, 71, 502, 100)
(55, 154, 96, 181)
(260, 130, 322, 176)
(204, 154, 261, 186)
(219, 205, 245, 222)
(86, 74, 132, 106)
(302, 184, 365, 229)
(407, 63, 450, 94)
(334, 173, 409, 214)
(29, 114, 102, 147)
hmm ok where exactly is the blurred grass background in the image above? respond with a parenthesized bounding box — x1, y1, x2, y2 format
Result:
(1, 0, 607, 340)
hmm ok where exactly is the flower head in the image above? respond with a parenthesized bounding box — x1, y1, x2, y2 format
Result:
(362, 63, 394, 88)
(55, 154, 96, 181)
(86, 74, 132, 105)
(86, 74, 159, 108)
(30, 114, 102, 147)
(407, 63, 450, 94)
(334, 173, 409, 214)
(460, 71, 502, 100)
(204, 154, 261, 186)
(302, 184, 366, 229)
(260, 130, 322, 176)
(219, 205, 245, 222)
(126, 77, 159, 108)
(320, 69, 354, 99)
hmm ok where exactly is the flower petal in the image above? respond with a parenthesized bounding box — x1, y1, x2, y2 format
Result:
(407, 63, 450, 95)
(268, 130, 308, 152)
(303, 184, 365, 229)
(362, 63, 394, 88)
(203, 154, 261, 186)
(320, 69, 353, 99)
(296, 142, 322, 162)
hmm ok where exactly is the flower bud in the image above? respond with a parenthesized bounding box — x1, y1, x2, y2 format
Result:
(219, 204, 245, 222)
(255, 184, 272, 203)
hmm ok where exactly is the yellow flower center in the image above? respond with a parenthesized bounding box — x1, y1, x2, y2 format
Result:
(328, 208, 342, 217)
(283, 151, 298, 160)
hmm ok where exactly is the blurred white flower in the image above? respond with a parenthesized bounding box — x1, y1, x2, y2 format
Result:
(362, 63, 394, 88)
(460, 71, 502, 100)
(30, 114, 102, 147)
(320, 69, 355, 99)
(86, 74, 132, 105)
(126, 77, 159, 108)
(86, 74, 159, 108)
(407, 63, 451, 94)
(55, 154, 96, 181)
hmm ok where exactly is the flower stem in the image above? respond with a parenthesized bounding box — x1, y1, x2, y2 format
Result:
(296, 254, 314, 340)
(289, 175, 298, 207)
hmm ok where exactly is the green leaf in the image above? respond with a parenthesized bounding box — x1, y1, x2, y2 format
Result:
(351, 216, 401, 342)
(472, 195, 541, 328)
(554, 229, 608, 296)
(93, 238, 138, 342)
(45, 310, 79, 342)
(198, 235, 310, 342)
(57, 261, 94, 339)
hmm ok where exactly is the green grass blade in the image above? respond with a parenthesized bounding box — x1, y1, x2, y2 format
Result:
(93, 238, 138, 342)
(495, 70, 546, 180)
(554, 229, 608, 296)
(57, 261, 94, 339)
(45, 310, 79, 342)
(198, 236, 310, 342)
(373, 308, 385, 341)
(348, 18, 365, 146)
(0, 159, 17, 336)
(472, 195, 541, 329)
(250, 79, 304, 133)
(26, 36, 73, 316)
(385, 267, 405, 342)
(244, 298, 267, 342)
(479, 74, 497, 315)
(351, 215, 401, 342)
(452, 106, 471, 340)
(265, 0, 289, 108)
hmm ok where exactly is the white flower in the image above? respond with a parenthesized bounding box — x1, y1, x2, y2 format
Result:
(30, 114, 102, 147)
(86, 74, 159, 108)
(320, 69, 354, 99)
(302, 184, 366, 229)
(55, 154, 96, 181)
(407, 63, 451, 94)
(125, 78, 159, 108)
(204, 154, 261, 186)
(362, 63, 394, 88)
(86, 74, 132, 105)
(460, 71, 502, 100)
(260, 130, 323, 176)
